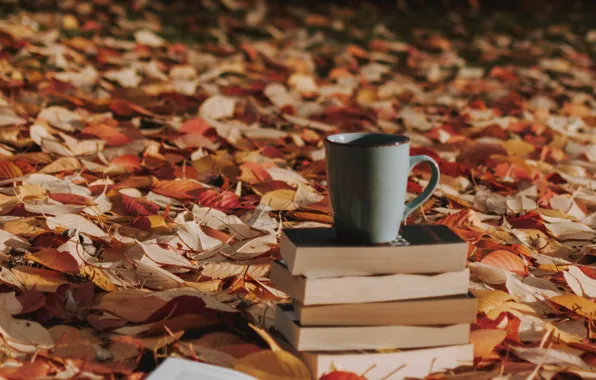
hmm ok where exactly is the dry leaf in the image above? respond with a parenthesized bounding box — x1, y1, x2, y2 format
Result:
(510, 346, 590, 369)
(469, 329, 506, 358)
(233, 350, 311, 380)
(46, 214, 108, 238)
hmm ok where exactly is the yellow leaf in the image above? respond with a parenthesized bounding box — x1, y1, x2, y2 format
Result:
(249, 323, 282, 351)
(471, 289, 514, 315)
(503, 139, 535, 157)
(0, 193, 20, 207)
(260, 189, 297, 211)
(469, 329, 506, 358)
(80, 265, 118, 292)
(356, 88, 377, 105)
(11, 266, 69, 292)
(233, 350, 310, 380)
(16, 185, 47, 200)
(3, 218, 46, 237)
(551, 294, 596, 318)
(39, 157, 81, 174)
(486, 301, 538, 320)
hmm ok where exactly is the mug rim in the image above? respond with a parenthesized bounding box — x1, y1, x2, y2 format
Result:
(325, 132, 410, 147)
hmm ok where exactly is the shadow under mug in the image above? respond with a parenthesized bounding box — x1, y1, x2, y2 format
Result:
(325, 132, 440, 244)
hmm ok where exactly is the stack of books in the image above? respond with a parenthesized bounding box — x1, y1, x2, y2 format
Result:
(271, 225, 476, 379)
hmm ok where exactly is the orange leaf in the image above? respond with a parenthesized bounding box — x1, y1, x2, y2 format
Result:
(112, 154, 141, 172)
(469, 329, 507, 358)
(82, 125, 133, 146)
(0, 160, 23, 180)
(180, 118, 211, 134)
(320, 372, 367, 380)
(239, 162, 273, 185)
(49, 193, 93, 205)
(152, 179, 203, 200)
(481, 250, 527, 276)
(122, 194, 160, 216)
(26, 248, 80, 273)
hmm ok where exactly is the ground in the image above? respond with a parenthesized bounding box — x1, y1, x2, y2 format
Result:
(0, 0, 595, 379)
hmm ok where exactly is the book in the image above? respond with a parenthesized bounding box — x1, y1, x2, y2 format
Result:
(147, 357, 257, 380)
(300, 344, 474, 379)
(270, 259, 470, 305)
(275, 304, 471, 352)
(292, 293, 477, 326)
(280, 225, 468, 276)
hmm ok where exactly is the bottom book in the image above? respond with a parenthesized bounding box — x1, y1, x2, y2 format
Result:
(301, 344, 474, 379)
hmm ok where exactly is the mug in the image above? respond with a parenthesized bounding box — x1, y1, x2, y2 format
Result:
(325, 132, 440, 244)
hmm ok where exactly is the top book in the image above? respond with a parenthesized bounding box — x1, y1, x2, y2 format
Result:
(280, 225, 468, 277)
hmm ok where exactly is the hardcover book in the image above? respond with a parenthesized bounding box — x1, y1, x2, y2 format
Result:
(280, 225, 468, 277)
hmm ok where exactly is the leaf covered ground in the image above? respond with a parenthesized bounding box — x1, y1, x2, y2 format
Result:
(0, 0, 595, 378)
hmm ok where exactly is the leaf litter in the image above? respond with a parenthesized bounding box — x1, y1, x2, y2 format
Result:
(0, 0, 595, 378)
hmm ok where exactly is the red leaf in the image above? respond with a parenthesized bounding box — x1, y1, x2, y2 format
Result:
(197, 190, 242, 213)
(152, 180, 203, 200)
(180, 118, 212, 134)
(481, 250, 528, 276)
(27, 248, 80, 273)
(122, 194, 160, 216)
(109, 99, 155, 117)
(0, 160, 23, 179)
(16, 290, 46, 314)
(81, 125, 133, 146)
(112, 154, 141, 172)
(49, 193, 92, 205)
(319, 372, 366, 380)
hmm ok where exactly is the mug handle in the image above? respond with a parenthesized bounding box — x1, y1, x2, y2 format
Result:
(403, 155, 440, 221)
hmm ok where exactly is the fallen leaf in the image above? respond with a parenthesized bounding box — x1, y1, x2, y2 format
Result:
(0, 308, 54, 352)
(563, 266, 596, 298)
(199, 95, 237, 120)
(122, 194, 160, 216)
(481, 250, 528, 276)
(551, 294, 596, 318)
(233, 350, 311, 380)
(11, 266, 69, 292)
(469, 329, 506, 358)
(26, 248, 80, 273)
(46, 214, 108, 238)
(510, 346, 590, 369)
